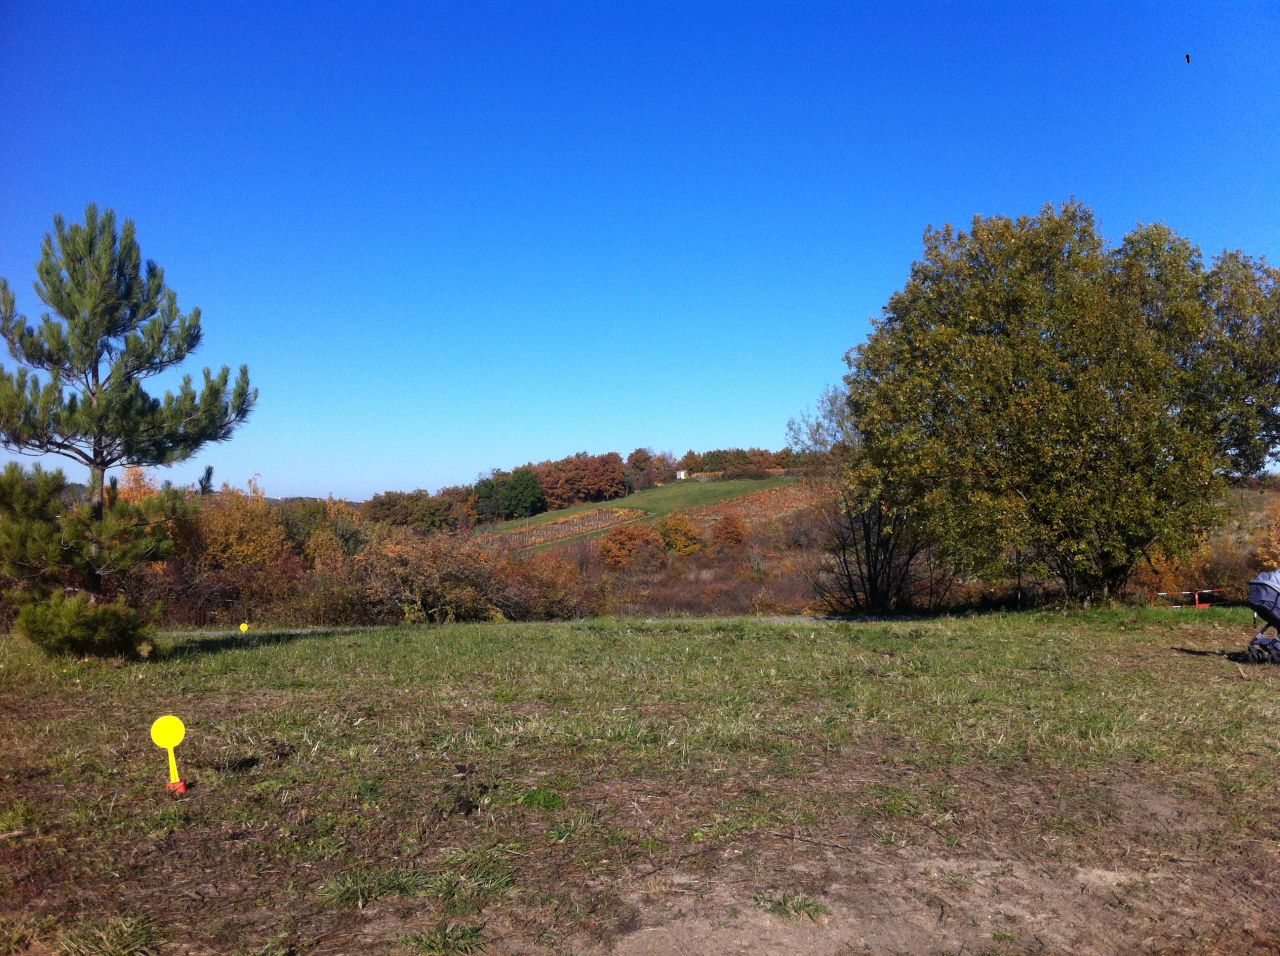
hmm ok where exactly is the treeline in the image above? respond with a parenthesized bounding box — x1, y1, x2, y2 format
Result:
(678, 447, 802, 478)
(363, 446, 809, 530)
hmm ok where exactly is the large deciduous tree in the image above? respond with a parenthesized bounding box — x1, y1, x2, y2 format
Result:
(846, 201, 1280, 602)
(0, 205, 256, 523)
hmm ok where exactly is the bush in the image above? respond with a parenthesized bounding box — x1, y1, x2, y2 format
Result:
(658, 512, 703, 555)
(289, 572, 374, 626)
(15, 591, 145, 657)
(357, 528, 507, 623)
(600, 523, 667, 572)
(152, 480, 304, 624)
(495, 552, 602, 619)
(721, 463, 770, 480)
(1132, 533, 1258, 603)
(711, 511, 749, 552)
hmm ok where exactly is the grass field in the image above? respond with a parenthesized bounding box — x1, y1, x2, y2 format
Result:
(489, 477, 793, 534)
(2, 610, 1279, 954)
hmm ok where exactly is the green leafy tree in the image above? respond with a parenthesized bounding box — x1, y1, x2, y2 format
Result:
(0, 206, 252, 651)
(0, 463, 184, 596)
(0, 205, 256, 528)
(0, 463, 68, 591)
(846, 201, 1280, 602)
(471, 472, 506, 523)
(625, 448, 656, 493)
(470, 467, 548, 522)
(497, 466, 545, 519)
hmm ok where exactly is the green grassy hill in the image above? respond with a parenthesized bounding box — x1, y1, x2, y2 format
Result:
(490, 475, 793, 533)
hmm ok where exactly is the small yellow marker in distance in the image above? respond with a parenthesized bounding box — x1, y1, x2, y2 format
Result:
(240, 622, 249, 634)
(150, 715, 188, 794)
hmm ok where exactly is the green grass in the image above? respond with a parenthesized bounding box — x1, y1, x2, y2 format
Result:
(753, 891, 829, 921)
(398, 923, 486, 954)
(54, 916, 158, 956)
(319, 868, 434, 908)
(0, 915, 45, 953)
(488, 475, 792, 534)
(430, 845, 517, 914)
(1, 608, 1278, 952)
(516, 787, 565, 811)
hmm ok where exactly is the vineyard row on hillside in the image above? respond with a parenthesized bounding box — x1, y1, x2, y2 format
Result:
(478, 507, 649, 550)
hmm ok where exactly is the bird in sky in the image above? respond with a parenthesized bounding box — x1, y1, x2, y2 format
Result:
(1186, 53, 1191, 63)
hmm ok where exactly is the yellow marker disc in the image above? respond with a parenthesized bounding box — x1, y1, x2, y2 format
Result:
(151, 715, 186, 749)
(240, 622, 249, 634)
(151, 715, 186, 785)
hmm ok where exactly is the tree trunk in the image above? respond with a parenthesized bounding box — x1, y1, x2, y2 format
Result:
(86, 462, 105, 598)
(89, 464, 105, 523)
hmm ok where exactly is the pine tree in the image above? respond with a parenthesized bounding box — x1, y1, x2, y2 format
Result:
(0, 205, 256, 528)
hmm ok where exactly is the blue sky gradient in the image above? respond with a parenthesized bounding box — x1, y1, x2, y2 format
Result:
(1, 1, 1277, 498)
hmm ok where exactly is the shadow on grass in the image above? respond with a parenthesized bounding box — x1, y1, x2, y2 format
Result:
(157, 627, 365, 659)
(817, 603, 1053, 623)
(1171, 646, 1255, 664)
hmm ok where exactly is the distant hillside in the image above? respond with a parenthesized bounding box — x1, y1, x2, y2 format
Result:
(482, 476, 794, 551)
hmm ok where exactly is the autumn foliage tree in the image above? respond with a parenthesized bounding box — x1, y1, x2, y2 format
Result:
(364, 489, 460, 532)
(534, 453, 626, 510)
(600, 523, 666, 572)
(116, 466, 161, 504)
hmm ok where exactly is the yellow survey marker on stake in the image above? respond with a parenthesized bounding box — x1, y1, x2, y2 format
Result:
(150, 715, 187, 792)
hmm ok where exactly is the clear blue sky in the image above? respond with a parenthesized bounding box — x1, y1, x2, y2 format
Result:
(2, 2, 1277, 499)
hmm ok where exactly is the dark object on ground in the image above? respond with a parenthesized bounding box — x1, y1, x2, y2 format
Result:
(1244, 571, 1280, 663)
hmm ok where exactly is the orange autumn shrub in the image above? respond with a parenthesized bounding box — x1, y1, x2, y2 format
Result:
(197, 480, 293, 572)
(116, 466, 161, 504)
(495, 551, 602, 619)
(356, 527, 506, 623)
(712, 511, 749, 553)
(1254, 497, 1280, 570)
(175, 478, 302, 623)
(1129, 534, 1257, 603)
(658, 511, 703, 555)
(600, 523, 666, 572)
